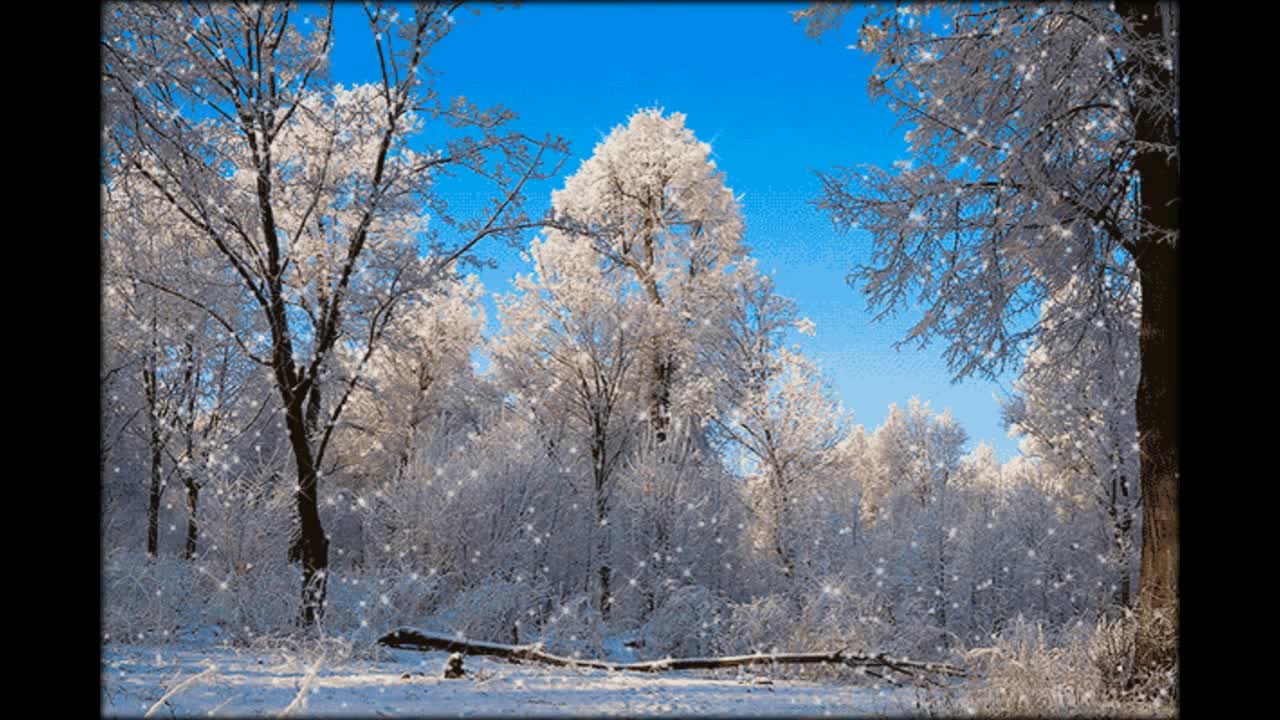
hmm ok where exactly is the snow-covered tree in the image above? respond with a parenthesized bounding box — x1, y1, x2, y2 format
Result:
(795, 1, 1178, 675)
(340, 273, 489, 488)
(1003, 274, 1141, 610)
(493, 229, 647, 617)
(712, 299, 851, 582)
(102, 2, 565, 624)
(102, 215, 186, 557)
(861, 398, 967, 646)
(104, 176, 260, 559)
(550, 108, 747, 444)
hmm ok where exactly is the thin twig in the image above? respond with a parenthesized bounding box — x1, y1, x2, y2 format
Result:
(143, 665, 218, 718)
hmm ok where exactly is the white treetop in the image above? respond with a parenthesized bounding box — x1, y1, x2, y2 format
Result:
(549, 108, 749, 437)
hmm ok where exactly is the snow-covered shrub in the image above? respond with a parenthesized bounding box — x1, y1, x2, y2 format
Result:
(434, 573, 553, 645)
(176, 473, 299, 641)
(960, 618, 1095, 715)
(791, 577, 896, 655)
(103, 549, 200, 644)
(535, 594, 606, 659)
(711, 580, 913, 681)
(1085, 611, 1175, 706)
(638, 584, 726, 658)
(1088, 613, 1137, 700)
(717, 593, 799, 655)
(102, 547, 297, 646)
(243, 631, 371, 670)
(197, 554, 299, 642)
(605, 461, 744, 625)
(323, 569, 445, 643)
(957, 616, 1175, 718)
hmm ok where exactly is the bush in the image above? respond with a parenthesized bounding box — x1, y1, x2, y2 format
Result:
(433, 573, 552, 646)
(638, 584, 725, 658)
(103, 549, 200, 644)
(535, 594, 606, 659)
(717, 592, 798, 656)
(323, 568, 445, 644)
(715, 580, 914, 682)
(953, 616, 1176, 717)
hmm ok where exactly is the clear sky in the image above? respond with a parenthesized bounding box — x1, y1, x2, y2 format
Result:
(327, 2, 1024, 461)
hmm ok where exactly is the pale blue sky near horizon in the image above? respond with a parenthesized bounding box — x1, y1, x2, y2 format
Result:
(327, 2, 1025, 460)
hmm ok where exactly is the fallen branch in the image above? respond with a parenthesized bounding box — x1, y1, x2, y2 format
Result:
(143, 664, 218, 718)
(279, 654, 324, 717)
(377, 628, 965, 681)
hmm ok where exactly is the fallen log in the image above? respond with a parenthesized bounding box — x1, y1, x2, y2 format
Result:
(377, 628, 965, 683)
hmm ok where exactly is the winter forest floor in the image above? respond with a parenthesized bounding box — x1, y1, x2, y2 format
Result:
(101, 641, 946, 718)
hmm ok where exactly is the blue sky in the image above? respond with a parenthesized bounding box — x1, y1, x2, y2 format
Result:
(328, 2, 1023, 460)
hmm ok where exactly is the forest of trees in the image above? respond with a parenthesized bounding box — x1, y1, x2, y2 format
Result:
(102, 1, 1178, 712)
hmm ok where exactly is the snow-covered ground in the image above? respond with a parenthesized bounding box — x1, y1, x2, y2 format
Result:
(102, 642, 952, 717)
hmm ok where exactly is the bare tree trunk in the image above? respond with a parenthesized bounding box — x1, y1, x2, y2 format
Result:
(649, 351, 673, 444)
(1133, 241, 1178, 678)
(143, 343, 162, 559)
(591, 422, 611, 619)
(768, 465, 794, 580)
(147, 433, 163, 558)
(284, 396, 329, 627)
(1111, 477, 1134, 610)
(1116, 0, 1179, 682)
(184, 478, 199, 560)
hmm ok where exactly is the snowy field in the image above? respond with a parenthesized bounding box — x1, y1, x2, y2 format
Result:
(101, 643, 949, 717)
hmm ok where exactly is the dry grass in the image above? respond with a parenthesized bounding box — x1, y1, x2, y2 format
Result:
(929, 615, 1177, 717)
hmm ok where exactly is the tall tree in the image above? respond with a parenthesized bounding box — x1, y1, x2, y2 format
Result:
(795, 1, 1178, 678)
(549, 108, 747, 446)
(104, 179, 207, 558)
(710, 268, 849, 581)
(1003, 275, 1141, 610)
(106, 174, 273, 561)
(863, 398, 967, 642)
(102, 2, 564, 624)
(493, 229, 645, 617)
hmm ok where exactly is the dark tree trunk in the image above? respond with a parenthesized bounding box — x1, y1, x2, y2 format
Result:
(179, 336, 200, 562)
(597, 563, 612, 620)
(1133, 241, 1178, 678)
(184, 478, 199, 560)
(1110, 476, 1134, 610)
(284, 396, 329, 626)
(592, 428, 611, 619)
(770, 468, 794, 580)
(588, 409, 614, 617)
(775, 546, 794, 579)
(143, 346, 162, 559)
(649, 350, 673, 444)
(1117, 0, 1179, 682)
(147, 436, 162, 558)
